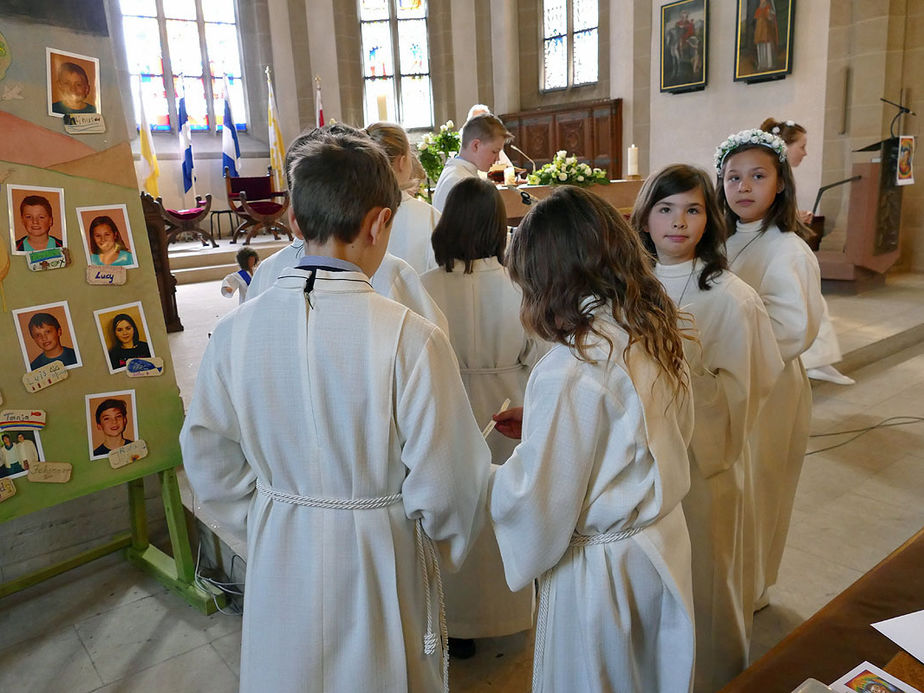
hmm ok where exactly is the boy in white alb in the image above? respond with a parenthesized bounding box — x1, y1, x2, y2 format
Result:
(432, 114, 511, 213)
(181, 129, 491, 692)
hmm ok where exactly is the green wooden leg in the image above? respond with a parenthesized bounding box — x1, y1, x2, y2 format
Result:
(124, 468, 225, 614)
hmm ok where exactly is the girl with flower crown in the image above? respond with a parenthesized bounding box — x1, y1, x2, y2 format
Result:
(716, 129, 825, 613)
(490, 186, 696, 692)
(631, 164, 784, 692)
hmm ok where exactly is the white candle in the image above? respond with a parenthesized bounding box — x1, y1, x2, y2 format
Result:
(377, 93, 387, 121)
(627, 144, 639, 177)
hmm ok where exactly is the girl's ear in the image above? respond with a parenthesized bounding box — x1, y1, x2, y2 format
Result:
(776, 175, 785, 194)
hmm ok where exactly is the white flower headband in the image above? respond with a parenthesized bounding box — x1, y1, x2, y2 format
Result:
(771, 119, 796, 135)
(714, 128, 787, 173)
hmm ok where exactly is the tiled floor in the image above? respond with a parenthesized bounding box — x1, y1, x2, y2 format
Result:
(2, 272, 924, 692)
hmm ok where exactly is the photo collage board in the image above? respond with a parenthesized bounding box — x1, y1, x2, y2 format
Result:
(0, 38, 185, 523)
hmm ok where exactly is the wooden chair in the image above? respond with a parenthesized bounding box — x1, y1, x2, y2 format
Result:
(152, 193, 217, 248)
(225, 167, 292, 245)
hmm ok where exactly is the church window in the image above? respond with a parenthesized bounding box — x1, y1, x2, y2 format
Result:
(360, 0, 434, 130)
(542, 0, 598, 90)
(118, 0, 247, 132)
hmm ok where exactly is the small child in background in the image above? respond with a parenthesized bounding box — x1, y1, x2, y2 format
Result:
(221, 247, 259, 304)
(717, 128, 824, 611)
(421, 177, 539, 656)
(632, 164, 784, 691)
(432, 114, 511, 212)
(490, 186, 696, 692)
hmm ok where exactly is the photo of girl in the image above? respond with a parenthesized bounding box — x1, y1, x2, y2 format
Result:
(93, 302, 154, 373)
(76, 204, 138, 269)
(6, 184, 67, 256)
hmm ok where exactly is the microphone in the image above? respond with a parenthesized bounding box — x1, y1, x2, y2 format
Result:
(509, 144, 536, 174)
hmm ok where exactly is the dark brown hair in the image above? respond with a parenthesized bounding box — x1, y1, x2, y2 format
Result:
(287, 128, 401, 244)
(507, 187, 688, 396)
(759, 117, 806, 146)
(88, 215, 126, 254)
(20, 195, 53, 218)
(431, 178, 506, 273)
(716, 144, 804, 236)
(631, 164, 728, 291)
(461, 114, 512, 149)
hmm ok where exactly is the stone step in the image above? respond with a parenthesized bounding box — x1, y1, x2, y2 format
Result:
(167, 238, 291, 282)
(173, 263, 240, 285)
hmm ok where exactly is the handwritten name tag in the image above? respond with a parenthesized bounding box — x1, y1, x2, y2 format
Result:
(23, 361, 68, 393)
(0, 478, 16, 502)
(63, 113, 106, 134)
(126, 357, 164, 377)
(109, 439, 148, 469)
(0, 409, 46, 430)
(86, 265, 127, 285)
(27, 247, 70, 271)
(28, 462, 72, 483)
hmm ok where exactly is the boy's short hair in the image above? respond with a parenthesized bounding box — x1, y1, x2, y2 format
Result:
(236, 247, 259, 271)
(57, 61, 89, 84)
(285, 123, 364, 189)
(461, 114, 511, 149)
(28, 312, 61, 334)
(20, 195, 53, 218)
(288, 129, 401, 245)
(95, 399, 127, 424)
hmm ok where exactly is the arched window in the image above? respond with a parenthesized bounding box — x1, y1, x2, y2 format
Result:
(542, 0, 599, 91)
(359, 0, 434, 130)
(117, 0, 247, 132)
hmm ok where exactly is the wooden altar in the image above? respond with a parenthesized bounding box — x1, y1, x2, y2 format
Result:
(499, 179, 645, 225)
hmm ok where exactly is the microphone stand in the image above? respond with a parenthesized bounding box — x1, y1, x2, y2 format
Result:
(509, 144, 536, 175)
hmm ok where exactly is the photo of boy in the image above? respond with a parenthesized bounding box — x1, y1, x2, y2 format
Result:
(13, 301, 83, 372)
(7, 185, 67, 256)
(76, 204, 138, 269)
(0, 430, 44, 479)
(85, 390, 137, 460)
(46, 48, 99, 117)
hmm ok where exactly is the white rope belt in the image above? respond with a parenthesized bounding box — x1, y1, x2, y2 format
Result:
(461, 364, 523, 375)
(255, 479, 448, 691)
(569, 525, 644, 547)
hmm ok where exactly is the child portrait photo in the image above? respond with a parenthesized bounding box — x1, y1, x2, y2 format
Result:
(46, 47, 100, 117)
(12, 301, 83, 372)
(0, 429, 45, 479)
(85, 390, 138, 460)
(76, 204, 138, 268)
(6, 184, 67, 256)
(93, 302, 154, 374)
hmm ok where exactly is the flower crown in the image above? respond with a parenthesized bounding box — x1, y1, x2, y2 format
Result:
(714, 128, 787, 172)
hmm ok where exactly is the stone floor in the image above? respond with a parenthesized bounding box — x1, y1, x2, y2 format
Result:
(2, 272, 924, 692)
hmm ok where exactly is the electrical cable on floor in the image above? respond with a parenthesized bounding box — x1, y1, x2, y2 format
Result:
(805, 415, 924, 456)
(194, 541, 245, 616)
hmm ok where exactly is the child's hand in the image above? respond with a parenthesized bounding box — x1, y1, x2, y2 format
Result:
(493, 406, 523, 439)
(798, 209, 813, 225)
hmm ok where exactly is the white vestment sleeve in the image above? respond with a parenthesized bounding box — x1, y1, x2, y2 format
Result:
(689, 292, 784, 478)
(396, 326, 491, 571)
(759, 244, 823, 362)
(180, 335, 254, 545)
(489, 366, 605, 591)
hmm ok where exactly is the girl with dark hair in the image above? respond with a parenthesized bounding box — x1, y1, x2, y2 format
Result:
(716, 129, 824, 613)
(420, 177, 537, 655)
(632, 164, 784, 691)
(89, 215, 134, 266)
(760, 117, 855, 386)
(107, 313, 151, 370)
(489, 186, 696, 691)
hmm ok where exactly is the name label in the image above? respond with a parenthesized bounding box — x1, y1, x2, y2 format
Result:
(126, 357, 164, 377)
(27, 248, 70, 271)
(28, 462, 72, 484)
(0, 409, 46, 429)
(109, 439, 148, 469)
(86, 265, 127, 285)
(0, 478, 15, 502)
(63, 113, 106, 134)
(23, 361, 68, 393)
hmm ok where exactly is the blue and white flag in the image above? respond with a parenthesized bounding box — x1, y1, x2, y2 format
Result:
(221, 75, 241, 177)
(178, 90, 195, 194)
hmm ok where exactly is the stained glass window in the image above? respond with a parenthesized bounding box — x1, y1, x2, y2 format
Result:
(360, 0, 433, 129)
(118, 0, 247, 132)
(542, 0, 599, 91)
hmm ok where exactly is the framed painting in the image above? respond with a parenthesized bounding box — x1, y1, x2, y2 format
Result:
(734, 0, 795, 82)
(660, 0, 708, 93)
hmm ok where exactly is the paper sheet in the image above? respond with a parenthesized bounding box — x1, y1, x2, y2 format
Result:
(873, 610, 924, 667)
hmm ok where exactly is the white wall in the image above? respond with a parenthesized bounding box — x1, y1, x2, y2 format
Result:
(451, 0, 479, 124)
(649, 0, 831, 211)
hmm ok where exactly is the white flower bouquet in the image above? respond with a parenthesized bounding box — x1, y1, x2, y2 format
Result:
(525, 150, 609, 187)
